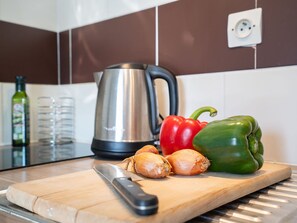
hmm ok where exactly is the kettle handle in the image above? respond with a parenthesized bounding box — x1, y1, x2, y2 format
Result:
(145, 65, 179, 135)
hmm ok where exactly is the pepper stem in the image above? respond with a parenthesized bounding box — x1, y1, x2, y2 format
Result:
(189, 106, 217, 120)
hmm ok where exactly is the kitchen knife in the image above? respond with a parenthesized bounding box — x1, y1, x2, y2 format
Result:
(93, 163, 158, 216)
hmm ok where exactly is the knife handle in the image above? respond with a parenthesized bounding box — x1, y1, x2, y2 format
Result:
(112, 177, 158, 216)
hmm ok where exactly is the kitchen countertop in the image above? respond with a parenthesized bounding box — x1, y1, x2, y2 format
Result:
(0, 157, 296, 223)
(0, 142, 94, 172)
(0, 156, 117, 222)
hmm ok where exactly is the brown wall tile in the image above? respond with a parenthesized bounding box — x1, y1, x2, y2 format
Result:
(159, 0, 255, 75)
(60, 31, 70, 84)
(2, 1, 297, 85)
(257, 0, 297, 68)
(0, 21, 57, 84)
(71, 8, 155, 83)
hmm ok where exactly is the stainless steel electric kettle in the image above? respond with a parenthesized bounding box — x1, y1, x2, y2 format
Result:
(91, 63, 178, 159)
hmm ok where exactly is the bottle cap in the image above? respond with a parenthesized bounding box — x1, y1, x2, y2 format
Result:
(16, 76, 26, 83)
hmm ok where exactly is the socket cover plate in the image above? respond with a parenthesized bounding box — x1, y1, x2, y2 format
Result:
(227, 8, 262, 48)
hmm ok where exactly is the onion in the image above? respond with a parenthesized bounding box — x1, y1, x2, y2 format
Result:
(166, 149, 210, 175)
(135, 145, 159, 155)
(124, 152, 171, 179)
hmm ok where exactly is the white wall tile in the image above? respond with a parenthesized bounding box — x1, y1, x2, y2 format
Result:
(57, 0, 177, 32)
(57, 0, 109, 32)
(0, 83, 97, 145)
(0, 0, 57, 31)
(28, 83, 97, 144)
(1, 83, 14, 145)
(155, 72, 225, 123)
(0, 83, 3, 144)
(1, 66, 297, 166)
(29, 84, 73, 143)
(1, 83, 62, 145)
(157, 66, 297, 165)
(176, 73, 225, 121)
(225, 66, 297, 165)
(60, 83, 97, 144)
(1, 0, 177, 32)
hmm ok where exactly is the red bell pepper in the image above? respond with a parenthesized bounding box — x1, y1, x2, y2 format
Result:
(159, 106, 217, 156)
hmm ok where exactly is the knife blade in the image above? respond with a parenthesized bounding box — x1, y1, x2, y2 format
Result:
(93, 163, 158, 216)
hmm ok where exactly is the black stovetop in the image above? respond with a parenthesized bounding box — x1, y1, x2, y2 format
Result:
(0, 142, 94, 172)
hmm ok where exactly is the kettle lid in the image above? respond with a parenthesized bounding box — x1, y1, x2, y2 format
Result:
(107, 63, 147, 70)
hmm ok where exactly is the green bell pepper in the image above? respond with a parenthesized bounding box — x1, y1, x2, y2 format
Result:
(193, 115, 264, 174)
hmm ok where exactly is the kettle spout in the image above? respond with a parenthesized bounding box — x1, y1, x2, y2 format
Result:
(93, 71, 103, 87)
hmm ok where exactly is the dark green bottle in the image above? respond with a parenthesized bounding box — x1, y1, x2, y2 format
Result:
(12, 76, 30, 146)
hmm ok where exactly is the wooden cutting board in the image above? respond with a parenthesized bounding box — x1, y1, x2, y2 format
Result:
(6, 162, 291, 223)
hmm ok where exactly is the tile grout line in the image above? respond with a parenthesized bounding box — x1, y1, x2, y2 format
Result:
(255, 0, 258, 69)
(155, 5, 159, 66)
(69, 29, 73, 84)
(57, 32, 61, 85)
(254, 46, 257, 69)
(223, 73, 226, 118)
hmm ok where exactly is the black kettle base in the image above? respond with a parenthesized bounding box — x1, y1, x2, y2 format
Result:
(91, 138, 156, 160)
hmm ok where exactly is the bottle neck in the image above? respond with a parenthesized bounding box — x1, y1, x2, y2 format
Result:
(16, 82, 25, 92)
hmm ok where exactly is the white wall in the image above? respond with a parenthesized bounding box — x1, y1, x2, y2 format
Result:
(57, 0, 176, 32)
(0, 0, 57, 31)
(224, 67, 297, 165)
(0, 0, 176, 32)
(0, 83, 97, 145)
(1, 1, 297, 166)
(158, 66, 297, 166)
(0, 84, 2, 144)
(1, 66, 297, 166)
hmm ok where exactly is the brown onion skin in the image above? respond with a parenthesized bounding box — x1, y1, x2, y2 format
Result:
(133, 152, 171, 178)
(166, 149, 210, 176)
(135, 145, 159, 155)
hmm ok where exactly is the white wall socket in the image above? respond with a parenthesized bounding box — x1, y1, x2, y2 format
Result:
(227, 8, 262, 48)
